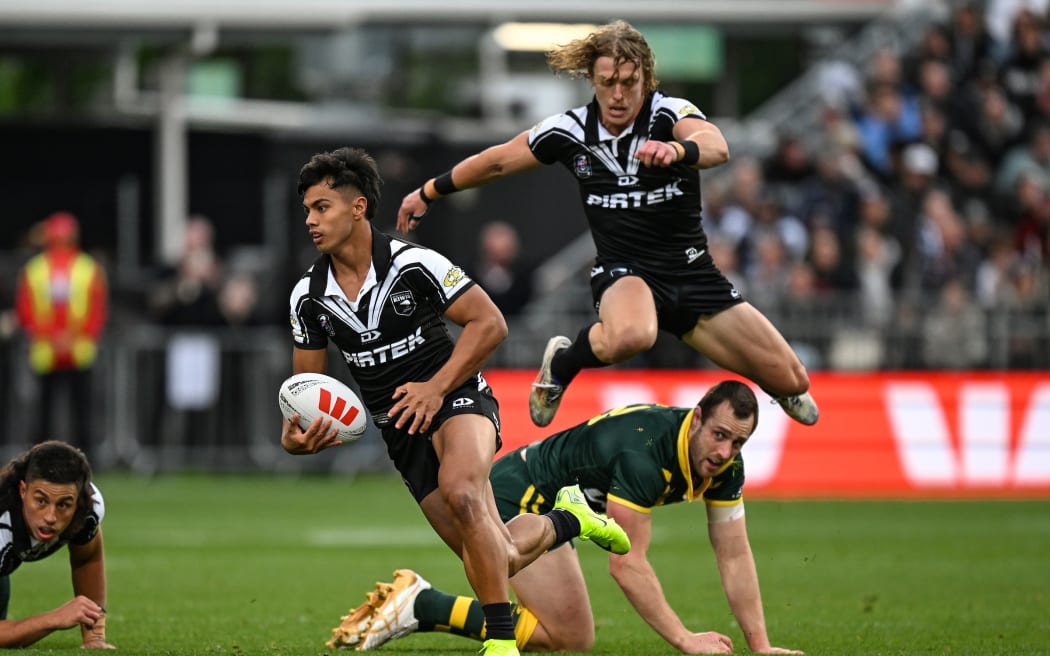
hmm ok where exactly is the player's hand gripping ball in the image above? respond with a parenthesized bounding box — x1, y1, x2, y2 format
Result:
(278, 373, 368, 443)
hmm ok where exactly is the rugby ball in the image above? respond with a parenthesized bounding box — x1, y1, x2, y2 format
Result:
(278, 373, 368, 443)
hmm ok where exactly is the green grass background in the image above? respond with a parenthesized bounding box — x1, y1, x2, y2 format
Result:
(10, 474, 1049, 655)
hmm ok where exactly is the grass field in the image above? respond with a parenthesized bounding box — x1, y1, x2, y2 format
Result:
(10, 473, 1049, 655)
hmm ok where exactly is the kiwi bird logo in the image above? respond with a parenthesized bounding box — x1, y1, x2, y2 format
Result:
(318, 387, 361, 425)
(390, 291, 416, 316)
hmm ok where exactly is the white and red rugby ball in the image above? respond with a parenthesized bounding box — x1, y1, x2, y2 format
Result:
(278, 373, 368, 443)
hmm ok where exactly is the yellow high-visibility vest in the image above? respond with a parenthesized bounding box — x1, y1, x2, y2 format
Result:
(23, 252, 102, 372)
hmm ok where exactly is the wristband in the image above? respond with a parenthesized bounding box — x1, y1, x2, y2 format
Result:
(433, 170, 458, 196)
(674, 139, 700, 165)
(419, 187, 433, 206)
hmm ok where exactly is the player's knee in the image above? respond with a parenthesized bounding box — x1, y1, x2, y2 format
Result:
(548, 630, 594, 652)
(441, 482, 485, 523)
(603, 327, 656, 361)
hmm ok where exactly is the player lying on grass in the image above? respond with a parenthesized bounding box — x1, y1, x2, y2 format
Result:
(331, 380, 802, 655)
(0, 442, 111, 649)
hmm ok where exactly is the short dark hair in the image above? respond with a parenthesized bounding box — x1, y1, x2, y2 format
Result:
(0, 441, 96, 538)
(698, 380, 759, 435)
(297, 147, 383, 220)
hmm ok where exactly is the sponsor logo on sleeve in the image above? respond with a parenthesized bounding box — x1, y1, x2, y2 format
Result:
(443, 267, 465, 288)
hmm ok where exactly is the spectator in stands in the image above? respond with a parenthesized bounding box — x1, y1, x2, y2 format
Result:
(1010, 169, 1050, 261)
(965, 83, 1025, 167)
(0, 441, 112, 649)
(762, 132, 816, 217)
(888, 142, 940, 291)
(14, 212, 108, 460)
(148, 216, 224, 327)
(853, 82, 923, 180)
(217, 271, 264, 328)
(917, 187, 984, 292)
(995, 257, 1050, 367)
(712, 156, 765, 249)
(797, 147, 863, 248)
(743, 231, 791, 314)
(949, 3, 995, 84)
(942, 132, 997, 230)
(996, 120, 1050, 195)
(808, 224, 859, 295)
(922, 278, 988, 368)
(976, 234, 1021, 308)
(999, 8, 1049, 121)
(472, 221, 535, 318)
(855, 221, 901, 329)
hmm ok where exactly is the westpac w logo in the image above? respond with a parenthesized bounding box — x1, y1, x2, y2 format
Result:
(885, 382, 1050, 486)
(318, 387, 361, 425)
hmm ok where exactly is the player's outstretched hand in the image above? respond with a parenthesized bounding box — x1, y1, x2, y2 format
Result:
(397, 188, 428, 234)
(280, 414, 343, 455)
(681, 631, 733, 654)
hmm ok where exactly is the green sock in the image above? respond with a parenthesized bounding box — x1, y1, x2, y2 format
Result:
(415, 588, 488, 640)
(415, 587, 531, 643)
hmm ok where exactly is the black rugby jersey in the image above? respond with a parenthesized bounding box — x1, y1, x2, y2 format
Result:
(0, 483, 105, 577)
(528, 92, 712, 273)
(289, 225, 482, 415)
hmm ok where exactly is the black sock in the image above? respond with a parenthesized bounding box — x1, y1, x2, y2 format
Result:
(544, 508, 581, 547)
(482, 602, 515, 641)
(551, 326, 609, 385)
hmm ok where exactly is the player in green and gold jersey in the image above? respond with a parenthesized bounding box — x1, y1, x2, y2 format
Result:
(338, 379, 802, 655)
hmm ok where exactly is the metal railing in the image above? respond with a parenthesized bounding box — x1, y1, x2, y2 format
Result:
(2, 291, 1046, 474)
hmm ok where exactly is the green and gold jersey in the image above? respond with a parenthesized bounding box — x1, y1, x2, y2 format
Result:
(496, 404, 744, 519)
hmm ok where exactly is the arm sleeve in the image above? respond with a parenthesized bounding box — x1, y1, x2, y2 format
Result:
(288, 275, 327, 350)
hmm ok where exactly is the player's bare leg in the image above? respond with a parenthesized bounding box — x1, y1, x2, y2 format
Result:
(683, 302, 818, 424)
(509, 544, 594, 651)
(588, 276, 659, 364)
(427, 414, 510, 603)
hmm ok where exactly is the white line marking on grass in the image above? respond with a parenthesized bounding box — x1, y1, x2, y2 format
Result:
(307, 527, 443, 546)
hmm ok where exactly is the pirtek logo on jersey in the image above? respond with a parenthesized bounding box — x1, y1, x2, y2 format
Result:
(318, 387, 362, 425)
(344, 326, 425, 367)
(585, 180, 684, 209)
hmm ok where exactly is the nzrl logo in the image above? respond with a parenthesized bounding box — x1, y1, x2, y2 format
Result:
(318, 387, 361, 425)
(318, 313, 336, 337)
(573, 154, 592, 178)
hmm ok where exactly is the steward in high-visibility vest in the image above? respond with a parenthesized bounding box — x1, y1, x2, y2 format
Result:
(15, 212, 108, 374)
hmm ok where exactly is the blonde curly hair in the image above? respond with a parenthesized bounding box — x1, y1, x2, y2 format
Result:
(546, 20, 659, 94)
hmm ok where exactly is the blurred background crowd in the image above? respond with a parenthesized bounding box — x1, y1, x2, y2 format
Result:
(0, 0, 1046, 470)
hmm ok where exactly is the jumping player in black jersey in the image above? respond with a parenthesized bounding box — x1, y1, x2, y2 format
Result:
(396, 20, 818, 430)
(282, 147, 629, 656)
(335, 380, 803, 655)
(0, 441, 111, 649)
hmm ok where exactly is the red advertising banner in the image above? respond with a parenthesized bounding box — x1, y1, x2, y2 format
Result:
(483, 370, 1050, 499)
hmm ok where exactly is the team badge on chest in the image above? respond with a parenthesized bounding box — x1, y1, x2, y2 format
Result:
(390, 291, 417, 316)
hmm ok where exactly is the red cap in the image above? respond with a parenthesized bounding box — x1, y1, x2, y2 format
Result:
(43, 212, 79, 244)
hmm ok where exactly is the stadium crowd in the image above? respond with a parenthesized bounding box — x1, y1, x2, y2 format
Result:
(692, 2, 1050, 371)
